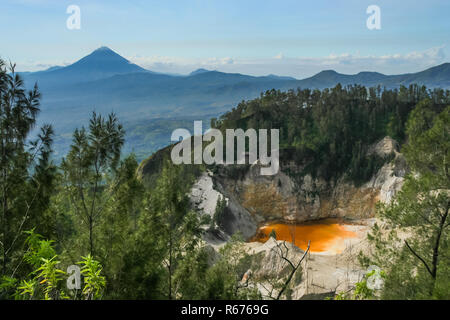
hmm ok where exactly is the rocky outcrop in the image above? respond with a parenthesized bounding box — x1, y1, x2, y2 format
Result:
(190, 173, 223, 219)
(189, 136, 407, 241)
(189, 171, 258, 242)
(364, 137, 407, 204)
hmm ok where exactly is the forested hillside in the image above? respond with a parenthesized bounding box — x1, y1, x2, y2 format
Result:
(212, 84, 449, 183)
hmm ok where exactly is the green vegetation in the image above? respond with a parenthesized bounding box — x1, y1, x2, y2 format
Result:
(211, 196, 227, 230)
(7, 229, 106, 300)
(359, 101, 449, 299)
(1, 57, 449, 300)
(0, 60, 254, 300)
(213, 85, 449, 183)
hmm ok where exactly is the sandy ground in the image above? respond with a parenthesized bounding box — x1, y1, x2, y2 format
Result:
(243, 219, 375, 299)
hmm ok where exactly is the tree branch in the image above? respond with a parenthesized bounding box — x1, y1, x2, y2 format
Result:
(276, 240, 310, 300)
(404, 240, 433, 278)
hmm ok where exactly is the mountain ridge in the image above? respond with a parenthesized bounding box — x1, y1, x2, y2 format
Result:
(22, 47, 450, 91)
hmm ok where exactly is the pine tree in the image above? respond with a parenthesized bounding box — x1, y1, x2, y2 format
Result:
(61, 112, 125, 257)
(0, 60, 55, 278)
(361, 102, 449, 299)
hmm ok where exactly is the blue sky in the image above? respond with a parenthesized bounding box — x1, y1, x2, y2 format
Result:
(1, 0, 449, 78)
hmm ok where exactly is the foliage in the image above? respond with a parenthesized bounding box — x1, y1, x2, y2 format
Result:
(15, 229, 67, 299)
(213, 85, 449, 183)
(0, 59, 56, 281)
(211, 196, 227, 230)
(360, 102, 449, 299)
(60, 112, 125, 257)
(203, 234, 261, 300)
(332, 268, 386, 300)
(33, 256, 67, 300)
(269, 229, 277, 239)
(6, 230, 106, 300)
(78, 254, 106, 300)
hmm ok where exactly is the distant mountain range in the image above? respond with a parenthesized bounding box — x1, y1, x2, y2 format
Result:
(19, 47, 450, 160)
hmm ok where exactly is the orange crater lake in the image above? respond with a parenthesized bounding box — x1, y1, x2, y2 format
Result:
(252, 219, 358, 254)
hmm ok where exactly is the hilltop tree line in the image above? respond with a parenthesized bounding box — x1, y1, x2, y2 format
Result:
(212, 84, 450, 183)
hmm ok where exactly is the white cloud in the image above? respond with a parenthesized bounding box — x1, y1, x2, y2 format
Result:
(15, 46, 447, 79)
(126, 46, 447, 78)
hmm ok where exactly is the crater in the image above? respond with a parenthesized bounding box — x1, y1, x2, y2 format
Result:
(251, 218, 361, 254)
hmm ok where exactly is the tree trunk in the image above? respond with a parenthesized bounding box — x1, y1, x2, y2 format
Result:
(168, 235, 173, 300)
(2, 167, 8, 275)
(89, 215, 93, 257)
(431, 201, 449, 279)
